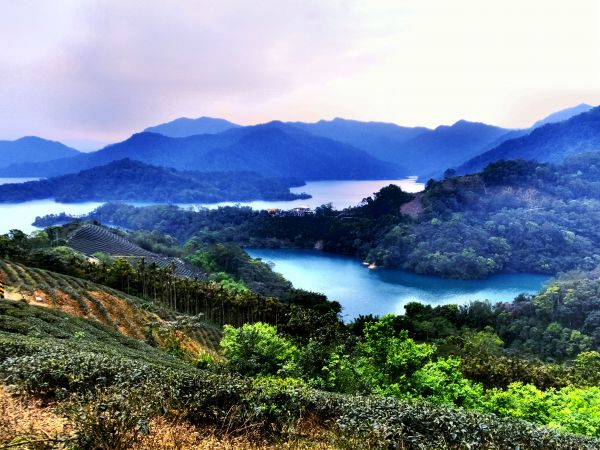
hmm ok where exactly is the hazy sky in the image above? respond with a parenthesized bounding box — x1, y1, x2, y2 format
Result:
(1, 0, 599, 149)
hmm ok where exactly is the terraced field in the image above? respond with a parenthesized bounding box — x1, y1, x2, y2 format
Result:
(0, 259, 222, 352)
(68, 224, 207, 279)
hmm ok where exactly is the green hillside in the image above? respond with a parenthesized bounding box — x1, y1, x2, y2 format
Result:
(1, 223, 600, 447)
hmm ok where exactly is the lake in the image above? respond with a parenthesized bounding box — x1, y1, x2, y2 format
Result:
(0, 177, 424, 234)
(201, 178, 424, 210)
(0, 178, 39, 184)
(246, 248, 551, 321)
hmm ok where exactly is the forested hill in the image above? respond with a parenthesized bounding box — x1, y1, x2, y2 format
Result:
(362, 153, 600, 278)
(0, 122, 404, 180)
(0, 158, 310, 203)
(458, 105, 600, 174)
(48, 151, 600, 280)
(0, 136, 80, 168)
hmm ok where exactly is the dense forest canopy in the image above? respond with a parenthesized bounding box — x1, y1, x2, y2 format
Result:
(41, 151, 600, 279)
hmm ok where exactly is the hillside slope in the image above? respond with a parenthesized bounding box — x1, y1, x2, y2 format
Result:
(67, 223, 208, 279)
(458, 106, 600, 174)
(0, 259, 221, 351)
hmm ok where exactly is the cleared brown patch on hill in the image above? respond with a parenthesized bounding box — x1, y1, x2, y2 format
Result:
(0, 260, 221, 353)
(89, 290, 147, 340)
(401, 193, 424, 218)
(137, 417, 337, 450)
(173, 330, 206, 356)
(0, 386, 73, 448)
(25, 289, 86, 319)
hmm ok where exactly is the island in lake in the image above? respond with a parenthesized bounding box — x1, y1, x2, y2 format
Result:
(0, 158, 310, 204)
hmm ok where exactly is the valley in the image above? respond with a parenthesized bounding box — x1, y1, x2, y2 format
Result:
(2, 104, 600, 448)
(247, 248, 550, 320)
(3, 3, 600, 447)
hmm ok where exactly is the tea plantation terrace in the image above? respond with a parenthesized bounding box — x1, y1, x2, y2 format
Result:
(67, 224, 206, 279)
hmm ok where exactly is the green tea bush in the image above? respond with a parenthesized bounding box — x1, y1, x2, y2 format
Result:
(333, 395, 600, 450)
(1, 333, 600, 448)
(482, 383, 600, 437)
(1, 298, 600, 447)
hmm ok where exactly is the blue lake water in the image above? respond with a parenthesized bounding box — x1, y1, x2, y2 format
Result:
(246, 248, 551, 321)
(0, 178, 424, 234)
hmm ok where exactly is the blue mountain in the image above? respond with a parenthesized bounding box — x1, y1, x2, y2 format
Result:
(398, 120, 512, 176)
(0, 136, 80, 169)
(457, 106, 600, 174)
(0, 122, 404, 180)
(143, 116, 240, 137)
(532, 103, 593, 129)
(290, 118, 430, 164)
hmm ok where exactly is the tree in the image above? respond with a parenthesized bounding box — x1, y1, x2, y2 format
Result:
(220, 322, 299, 376)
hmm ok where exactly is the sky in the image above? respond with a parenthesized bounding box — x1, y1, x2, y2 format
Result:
(0, 0, 599, 149)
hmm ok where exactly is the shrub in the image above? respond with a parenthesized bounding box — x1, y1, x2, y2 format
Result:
(221, 322, 299, 376)
(409, 357, 483, 407)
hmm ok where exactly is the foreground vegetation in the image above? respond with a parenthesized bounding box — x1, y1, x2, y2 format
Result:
(1, 225, 600, 448)
(1, 298, 599, 449)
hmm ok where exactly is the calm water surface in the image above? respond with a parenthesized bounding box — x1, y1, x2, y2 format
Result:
(0, 178, 424, 234)
(247, 248, 551, 321)
(0, 200, 104, 234)
(200, 178, 424, 210)
(0, 178, 39, 184)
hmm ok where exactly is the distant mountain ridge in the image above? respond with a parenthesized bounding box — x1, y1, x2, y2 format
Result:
(0, 136, 80, 169)
(0, 122, 404, 180)
(143, 116, 240, 137)
(1, 103, 597, 180)
(290, 118, 430, 164)
(532, 103, 593, 129)
(399, 120, 513, 177)
(0, 158, 310, 203)
(457, 105, 600, 174)
(289, 118, 517, 177)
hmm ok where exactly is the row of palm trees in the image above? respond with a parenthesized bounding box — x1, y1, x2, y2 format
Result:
(82, 257, 287, 327)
